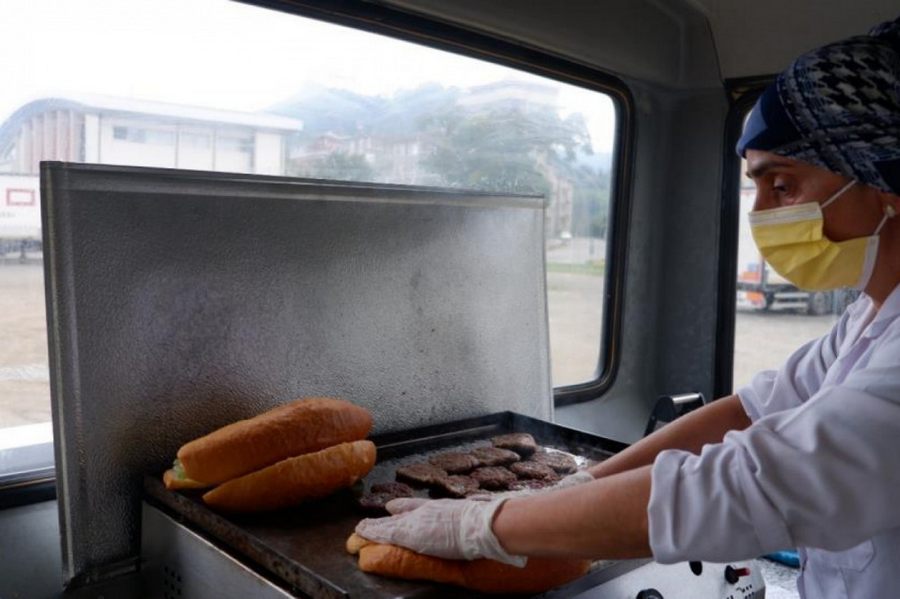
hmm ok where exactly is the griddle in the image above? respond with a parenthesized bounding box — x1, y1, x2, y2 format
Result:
(143, 411, 640, 598)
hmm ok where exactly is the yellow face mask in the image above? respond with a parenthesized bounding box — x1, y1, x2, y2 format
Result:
(749, 180, 892, 291)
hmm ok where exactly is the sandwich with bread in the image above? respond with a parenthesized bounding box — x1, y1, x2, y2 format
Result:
(164, 396, 376, 513)
(346, 533, 590, 594)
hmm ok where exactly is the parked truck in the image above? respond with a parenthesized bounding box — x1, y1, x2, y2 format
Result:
(0, 174, 41, 259)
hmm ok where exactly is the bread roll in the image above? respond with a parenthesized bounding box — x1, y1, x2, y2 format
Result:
(178, 397, 372, 484)
(202, 440, 376, 512)
(346, 533, 590, 594)
(163, 468, 212, 491)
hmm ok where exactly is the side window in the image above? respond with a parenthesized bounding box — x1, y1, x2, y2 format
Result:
(733, 158, 853, 389)
(0, 0, 617, 475)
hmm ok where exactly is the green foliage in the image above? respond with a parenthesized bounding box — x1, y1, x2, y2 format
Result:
(418, 104, 592, 194)
(289, 151, 374, 182)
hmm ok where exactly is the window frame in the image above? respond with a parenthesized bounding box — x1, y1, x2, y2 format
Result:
(714, 77, 771, 399)
(239, 0, 634, 405)
(0, 1, 635, 501)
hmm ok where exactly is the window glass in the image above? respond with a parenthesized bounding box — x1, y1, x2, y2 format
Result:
(733, 161, 854, 389)
(0, 0, 616, 462)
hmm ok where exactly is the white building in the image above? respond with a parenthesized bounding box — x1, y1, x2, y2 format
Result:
(0, 94, 302, 239)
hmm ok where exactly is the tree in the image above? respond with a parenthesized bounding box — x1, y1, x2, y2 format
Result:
(418, 104, 592, 194)
(291, 151, 375, 183)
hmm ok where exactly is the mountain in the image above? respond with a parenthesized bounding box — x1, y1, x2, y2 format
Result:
(269, 83, 460, 138)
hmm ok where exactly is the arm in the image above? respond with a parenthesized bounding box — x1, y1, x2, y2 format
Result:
(588, 394, 751, 478)
(494, 465, 652, 559)
(356, 395, 751, 563)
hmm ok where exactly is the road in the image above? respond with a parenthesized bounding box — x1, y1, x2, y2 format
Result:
(0, 260, 839, 429)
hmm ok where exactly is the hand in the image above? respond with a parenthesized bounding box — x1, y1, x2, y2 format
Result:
(354, 497, 527, 567)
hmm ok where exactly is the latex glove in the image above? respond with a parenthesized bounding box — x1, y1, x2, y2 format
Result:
(354, 497, 527, 567)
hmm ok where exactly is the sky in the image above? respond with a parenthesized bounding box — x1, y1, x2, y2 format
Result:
(0, 0, 616, 153)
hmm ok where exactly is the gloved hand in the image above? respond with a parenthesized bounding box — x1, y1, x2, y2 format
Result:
(354, 497, 527, 567)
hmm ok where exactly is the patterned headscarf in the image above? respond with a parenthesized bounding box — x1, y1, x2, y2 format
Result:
(737, 17, 900, 195)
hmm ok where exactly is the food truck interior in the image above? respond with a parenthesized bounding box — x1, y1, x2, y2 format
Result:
(0, 1, 896, 598)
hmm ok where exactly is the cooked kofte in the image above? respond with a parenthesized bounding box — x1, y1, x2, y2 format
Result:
(358, 482, 415, 513)
(428, 452, 481, 474)
(470, 466, 518, 490)
(370, 481, 415, 496)
(396, 462, 448, 486)
(470, 446, 521, 467)
(531, 451, 578, 474)
(509, 478, 556, 491)
(490, 433, 538, 457)
(434, 474, 481, 497)
(510, 460, 559, 481)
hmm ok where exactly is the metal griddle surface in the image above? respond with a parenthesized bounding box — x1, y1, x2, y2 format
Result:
(143, 411, 634, 598)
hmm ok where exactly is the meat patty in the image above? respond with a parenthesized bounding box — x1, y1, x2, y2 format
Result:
(490, 433, 538, 457)
(428, 452, 481, 474)
(531, 451, 578, 474)
(508, 478, 556, 491)
(357, 481, 415, 513)
(470, 466, 518, 490)
(509, 460, 559, 481)
(433, 475, 481, 498)
(370, 482, 415, 496)
(396, 462, 448, 486)
(470, 446, 521, 467)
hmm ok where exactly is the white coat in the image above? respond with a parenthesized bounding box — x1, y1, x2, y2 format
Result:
(647, 283, 900, 599)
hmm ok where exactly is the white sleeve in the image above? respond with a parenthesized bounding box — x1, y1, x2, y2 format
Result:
(649, 326, 900, 563)
(736, 312, 849, 421)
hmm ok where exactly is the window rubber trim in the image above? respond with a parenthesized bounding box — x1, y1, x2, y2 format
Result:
(713, 76, 771, 399)
(237, 0, 636, 406)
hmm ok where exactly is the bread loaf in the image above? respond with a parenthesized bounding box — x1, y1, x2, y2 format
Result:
(346, 533, 591, 594)
(202, 440, 376, 512)
(178, 397, 373, 484)
(163, 468, 211, 491)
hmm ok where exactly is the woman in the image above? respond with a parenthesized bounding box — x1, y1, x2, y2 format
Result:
(356, 16, 900, 598)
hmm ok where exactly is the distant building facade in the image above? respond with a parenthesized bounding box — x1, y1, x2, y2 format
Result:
(0, 94, 302, 239)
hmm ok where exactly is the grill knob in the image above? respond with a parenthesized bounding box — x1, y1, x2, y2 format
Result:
(724, 565, 751, 584)
(635, 590, 663, 599)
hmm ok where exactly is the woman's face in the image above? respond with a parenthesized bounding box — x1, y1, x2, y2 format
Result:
(745, 149, 890, 243)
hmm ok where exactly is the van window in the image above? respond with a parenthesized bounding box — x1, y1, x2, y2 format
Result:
(0, 0, 617, 471)
(733, 162, 852, 390)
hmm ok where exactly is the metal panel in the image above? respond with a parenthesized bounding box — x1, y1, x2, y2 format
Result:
(141, 412, 628, 599)
(141, 503, 296, 599)
(41, 162, 551, 586)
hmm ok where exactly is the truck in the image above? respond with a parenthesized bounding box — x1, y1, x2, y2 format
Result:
(0, 174, 41, 259)
(736, 187, 858, 315)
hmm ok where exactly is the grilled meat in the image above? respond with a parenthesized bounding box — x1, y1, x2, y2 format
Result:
(508, 478, 556, 491)
(509, 460, 559, 481)
(396, 462, 448, 486)
(531, 451, 578, 474)
(470, 446, 521, 467)
(428, 452, 480, 474)
(490, 433, 537, 457)
(433, 475, 481, 498)
(470, 466, 518, 490)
